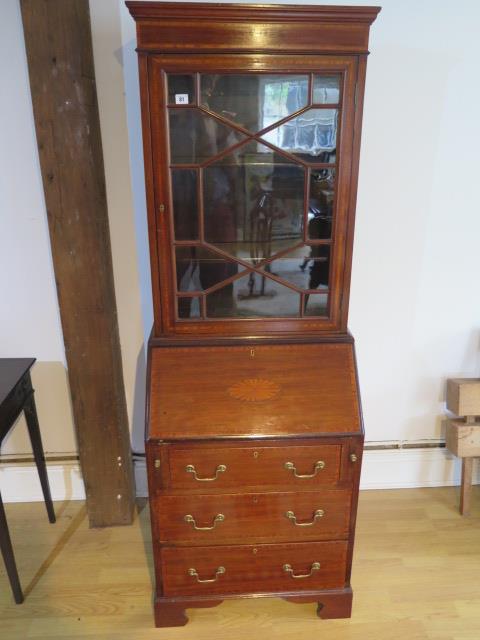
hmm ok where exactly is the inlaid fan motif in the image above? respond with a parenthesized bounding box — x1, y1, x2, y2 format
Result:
(227, 378, 281, 402)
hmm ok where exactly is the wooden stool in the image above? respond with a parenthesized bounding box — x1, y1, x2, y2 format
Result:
(0, 358, 56, 603)
(446, 378, 480, 516)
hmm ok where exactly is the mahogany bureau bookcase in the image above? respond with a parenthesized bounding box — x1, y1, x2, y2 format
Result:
(127, 1, 380, 627)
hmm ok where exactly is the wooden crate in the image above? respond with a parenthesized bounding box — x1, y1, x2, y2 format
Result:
(446, 419, 480, 457)
(446, 379, 480, 416)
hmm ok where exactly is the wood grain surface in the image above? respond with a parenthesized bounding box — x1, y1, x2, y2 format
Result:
(154, 489, 352, 544)
(148, 343, 361, 439)
(126, 2, 380, 55)
(20, 0, 134, 527)
(160, 541, 348, 596)
(164, 441, 344, 489)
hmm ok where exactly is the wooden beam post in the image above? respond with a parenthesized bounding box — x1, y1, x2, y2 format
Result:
(20, 0, 135, 526)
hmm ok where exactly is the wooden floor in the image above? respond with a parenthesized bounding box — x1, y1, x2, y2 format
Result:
(1, 487, 479, 639)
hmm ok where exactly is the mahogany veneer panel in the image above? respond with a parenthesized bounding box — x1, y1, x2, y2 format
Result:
(155, 489, 352, 544)
(160, 541, 348, 596)
(149, 343, 361, 440)
(127, 2, 380, 54)
(165, 443, 343, 489)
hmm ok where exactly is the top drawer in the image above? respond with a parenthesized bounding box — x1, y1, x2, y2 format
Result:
(149, 440, 357, 493)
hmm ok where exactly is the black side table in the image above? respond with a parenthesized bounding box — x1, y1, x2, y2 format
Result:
(0, 358, 55, 603)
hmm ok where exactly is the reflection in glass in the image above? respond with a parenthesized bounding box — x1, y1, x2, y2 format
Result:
(261, 109, 337, 163)
(176, 246, 239, 292)
(168, 75, 195, 105)
(305, 245, 330, 290)
(169, 109, 246, 164)
(304, 293, 328, 316)
(204, 140, 305, 263)
(262, 247, 330, 291)
(171, 169, 198, 240)
(206, 273, 300, 318)
(308, 168, 335, 240)
(177, 296, 201, 319)
(200, 74, 309, 133)
(313, 75, 340, 104)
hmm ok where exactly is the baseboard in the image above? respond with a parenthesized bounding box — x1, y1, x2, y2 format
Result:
(359, 448, 480, 489)
(1, 448, 479, 503)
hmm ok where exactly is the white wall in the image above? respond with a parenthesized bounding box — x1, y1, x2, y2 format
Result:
(348, 0, 480, 442)
(0, 0, 147, 461)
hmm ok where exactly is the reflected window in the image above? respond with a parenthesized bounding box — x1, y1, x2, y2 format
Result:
(262, 109, 337, 162)
(201, 74, 308, 133)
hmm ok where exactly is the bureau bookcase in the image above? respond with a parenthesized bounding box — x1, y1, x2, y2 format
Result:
(127, 1, 379, 627)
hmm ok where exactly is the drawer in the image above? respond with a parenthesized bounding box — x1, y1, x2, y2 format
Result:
(154, 442, 346, 492)
(154, 489, 352, 544)
(161, 541, 348, 596)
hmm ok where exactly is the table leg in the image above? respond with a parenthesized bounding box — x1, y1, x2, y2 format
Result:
(460, 457, 473, 516)
(24, 392, 56, 524)
(0, 493, 24, 604)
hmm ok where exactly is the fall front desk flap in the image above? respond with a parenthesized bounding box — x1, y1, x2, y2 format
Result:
(148, 343, 361, 440)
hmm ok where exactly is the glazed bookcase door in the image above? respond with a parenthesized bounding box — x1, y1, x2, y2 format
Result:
(148, 55, 359, 336)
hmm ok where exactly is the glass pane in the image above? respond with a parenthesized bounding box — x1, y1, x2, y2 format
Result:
(306, 246, 330, 289)
(168, 75, 195, 105)
(169, 109, 246, 164)
(261, 108, 337, 163)
(313, 75, 340, 104)
(177, 296, 201, 319)
(176, 246, 240, 292)
(262, 247, 330, 291)
(171, 169, 198, 240)
(200, 74, 309, 133)
(204, 140, 305, 263)
(206, 272, 300, 318)
(308, 168, 335, 240)
(304, 292, 328, 316)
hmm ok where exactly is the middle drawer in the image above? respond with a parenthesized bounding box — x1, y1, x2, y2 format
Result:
(154, 489, 352, 545)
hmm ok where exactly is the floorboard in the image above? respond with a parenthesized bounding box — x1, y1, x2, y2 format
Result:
(1, 487, 479, 639)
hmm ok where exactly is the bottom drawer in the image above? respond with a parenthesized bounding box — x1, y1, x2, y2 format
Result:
(161, 541, 348, 596)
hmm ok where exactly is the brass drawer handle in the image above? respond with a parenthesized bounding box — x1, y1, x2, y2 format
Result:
(185, 464, 226, 481)
(283, 561, 321, 579)
(285, 509, 324, 526)
(188, 566, 226, 583)
(284, 460, 325, 478)
(184, 513, 225, 531)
